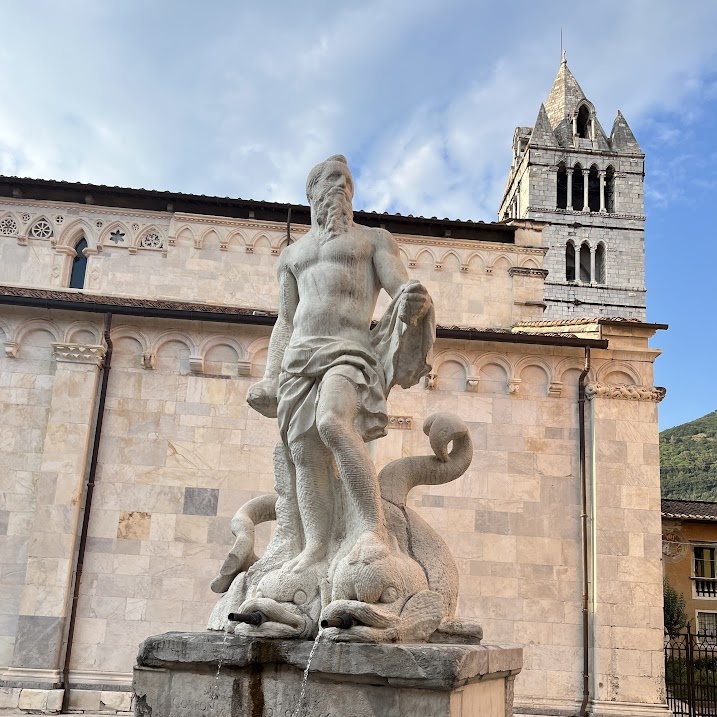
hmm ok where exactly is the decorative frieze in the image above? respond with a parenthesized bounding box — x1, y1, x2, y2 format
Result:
(508, 267, 549, 279)
(52, 343, 106, 366)
(585, 382, 666, 402)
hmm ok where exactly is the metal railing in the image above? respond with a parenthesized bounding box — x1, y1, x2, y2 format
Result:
(665, 623, 717, 717)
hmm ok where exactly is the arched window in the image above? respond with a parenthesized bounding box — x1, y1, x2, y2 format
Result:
(595, 243, 606, 284)
(566, 242, 576, 281)
(579, 243, 591, 282)
(572, 164, 584, 210)
(604, 166, 615, 213)
(576, 105, 590, 139)
(588, 165, 600, 212)
(69, 238, 88, 289)
(557, 163, 568, 209)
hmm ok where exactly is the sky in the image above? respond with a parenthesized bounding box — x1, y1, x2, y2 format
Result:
(1, 0, 715, 429)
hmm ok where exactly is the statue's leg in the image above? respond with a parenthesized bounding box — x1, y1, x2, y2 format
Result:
(285, 429, 334, 573)
(315, 374, 387, 543)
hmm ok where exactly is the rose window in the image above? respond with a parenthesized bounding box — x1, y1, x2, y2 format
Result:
(0, 217, 18, 236)
(140, 232, 163, 249)
(30, 219, 53, 239)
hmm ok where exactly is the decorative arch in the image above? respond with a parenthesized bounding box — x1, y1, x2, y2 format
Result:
(136, 225, 166, 251)
(97, 221, 131, 249)
(28, 215, 54, 240)
(414, 248, 436, 268)
(432, 350, 471, 376)
(520, 257, 540, 269)
(434, 359, 467, 392)
(515, 356, 554, 384)
(473, 353, 513, 379)
(200, 227, 222, 249)
(0, 212, 20, 237)
(152, 330, 196, 356)
(14, 318, 61, 349)
(64, 321, 101, 345)
(110, 326, 150, 353)
(555, 358, 595, 385)
(596, 361, 641, 385)
(245, 336, 270, 377)
(225, 229, 249, 251)
(566, 240, 576, 281)
(439, 250, 462, 271)
(489, 255, 512, 274)
(174, 225, 196, 247)
(201, 336, 243, 376)
(57, 217, 97, 250)
(465, 252, 487, 274)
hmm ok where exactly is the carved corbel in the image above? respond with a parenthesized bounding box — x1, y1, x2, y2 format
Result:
(548, 381, 563, 397)
(237, 360, 252, 377)
(4, 341, 19, 358)
(189, 355, 204, 374)
(245, 246, 254, 253)
(141, 352, 156, 370)
(460, 264, 469, 273)
(424, 372, 437, 390)
(508, 378, 521, 395)
(17, 235, 28, 246)
(466, 376, 480, 392)
(434, 263, 443, 271)
(407, 260, 417, 269)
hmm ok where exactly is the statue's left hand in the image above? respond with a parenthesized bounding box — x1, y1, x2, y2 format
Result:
(398, 281, 431, 325)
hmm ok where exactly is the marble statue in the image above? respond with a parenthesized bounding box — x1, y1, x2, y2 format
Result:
(208, 155, 481, 644)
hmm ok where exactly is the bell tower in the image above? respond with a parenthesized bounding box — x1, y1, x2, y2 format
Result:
(499, 54, 646, 320)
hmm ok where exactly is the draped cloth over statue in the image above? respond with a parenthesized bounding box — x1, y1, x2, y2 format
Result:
(277, 282, 436, 446)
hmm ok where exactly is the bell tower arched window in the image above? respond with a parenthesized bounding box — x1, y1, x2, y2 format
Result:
(576, 105, 591, 139)
(595, 243, 606, 284)
(588, 165, 600, 212)
(557, 163, 568, 209)
(604, 166, 615, 213)
(579, 243, 591, 283)
(566, 242, 576, 281)
(69, 238, 88, 289)
(572, 164, 584, 210)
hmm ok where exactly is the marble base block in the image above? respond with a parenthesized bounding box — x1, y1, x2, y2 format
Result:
(133, 631, 522, 717)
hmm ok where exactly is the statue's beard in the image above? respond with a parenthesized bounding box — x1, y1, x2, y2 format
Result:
(314, 189, 352, 236)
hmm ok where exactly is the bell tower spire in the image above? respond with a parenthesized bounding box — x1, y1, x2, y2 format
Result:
(498, 60, 646, 321)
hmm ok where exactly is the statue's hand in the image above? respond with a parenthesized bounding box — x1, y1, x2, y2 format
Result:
(247, 378, 279, 418)
(398, 281, 432, 325)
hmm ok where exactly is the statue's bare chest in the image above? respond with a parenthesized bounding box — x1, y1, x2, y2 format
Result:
(288, 232, 374, 278)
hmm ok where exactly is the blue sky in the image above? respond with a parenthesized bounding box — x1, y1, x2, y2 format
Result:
(1, 0, 715, 429)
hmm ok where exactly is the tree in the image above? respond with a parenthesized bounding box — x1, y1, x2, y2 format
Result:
(664, 578, 688, 636)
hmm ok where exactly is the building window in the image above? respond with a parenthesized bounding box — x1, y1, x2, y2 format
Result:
(557, 163, 568, 209)
(605, 166, 615, 213)
(595, 243, 606, 284)
(695, 546, 717, 597)
(588, 166, 600, 212)
(576, 105, 591, 139)
(579, 242, 591, 283)
(69, 238, 88, 289)
(572, 164, 584, 210)
(566, 242, 576, 281)
(697, 612, 717, 642)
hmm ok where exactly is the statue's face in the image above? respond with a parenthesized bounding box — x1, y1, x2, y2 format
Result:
(312, 161, 354, 208)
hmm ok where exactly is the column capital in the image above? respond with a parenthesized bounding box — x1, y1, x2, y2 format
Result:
(52, 342, 106, 366)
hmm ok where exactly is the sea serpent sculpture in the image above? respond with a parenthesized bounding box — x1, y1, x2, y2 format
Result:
(208, 412, 482, 644)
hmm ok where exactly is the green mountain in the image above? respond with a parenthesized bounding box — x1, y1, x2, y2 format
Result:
(661, 410, 717, 500)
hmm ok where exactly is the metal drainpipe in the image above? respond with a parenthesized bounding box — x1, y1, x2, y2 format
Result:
(578, 346, 591, 717)
(60, 312, 113, 712)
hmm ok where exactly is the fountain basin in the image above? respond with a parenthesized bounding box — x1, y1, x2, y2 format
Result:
(133, 631, 522, 716)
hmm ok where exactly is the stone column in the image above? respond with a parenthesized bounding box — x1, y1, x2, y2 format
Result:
(590, 247, 596, 284)
(567, 170, 573, 210)
(4, 343, 105, 691)
(586, 382, 670, 717)
(582, 168, 590, 211)
(599, 170, 606, 212)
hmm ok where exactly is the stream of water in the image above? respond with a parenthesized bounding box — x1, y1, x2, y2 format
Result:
(290, 627, 324, 717)
(209, 626, 231, 709)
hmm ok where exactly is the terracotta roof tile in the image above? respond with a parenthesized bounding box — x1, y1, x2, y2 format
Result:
(662, 499, 717, 521)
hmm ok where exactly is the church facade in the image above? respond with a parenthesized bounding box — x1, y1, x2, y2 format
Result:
(0, 61, 668, 716)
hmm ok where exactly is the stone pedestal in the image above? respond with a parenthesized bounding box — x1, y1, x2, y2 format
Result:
(133, 632, 522, 717)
